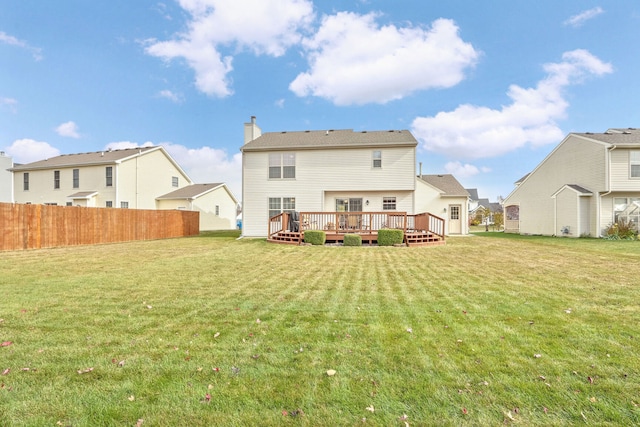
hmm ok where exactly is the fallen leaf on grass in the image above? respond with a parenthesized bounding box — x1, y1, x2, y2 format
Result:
(204, 393, 211, 403)
(213, 332, 220, 338)
(565, 309, 572, 314)
(365, 405, 374, 412)
(505, 411, 515, 421)
(588, 376, 594, 384)
(326, 369, 337, 376)
(136, 419, 144, 427)
(406, 328, 412, 333)
(543, 407, 548, 414)
(77, 367, 94, 374)
(590, 396, 597, 402)
(251, 354, 260, 360)
(212, 367, 220, 372)
(462, 408, 468, 415)
(2, 368, 9, 375)
(398, 414, 408, 421)
(1, 341, 12, 347)
(256, 318, 261, 324)
(534, 354, 542, 358)
(128, 395, 135, 401)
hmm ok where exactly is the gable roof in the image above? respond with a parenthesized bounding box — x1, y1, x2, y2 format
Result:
(418, 174, 469, 197)
(241, 129, 417, 152)
(551, 184, 593, 198)
(157, 183, 238, 203)
(11, 147, 160, 171)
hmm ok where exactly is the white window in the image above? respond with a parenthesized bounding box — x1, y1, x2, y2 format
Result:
(106, 201, 113, 208)
(106, 167, 113, 187)
(54, 170, 60, 189)
(268, 197, 295, 218)
(121, 201, 129, 208)
(269, 153, 295, 179)
(372, 150, 382, 168)
(72, 169, 79, 188)
(383, 197, 396, 210)
(172, 176, 179, 187)
(23, 173, 29, 191)
(631, 151, 640, 178)
(215, 205, 220, 216)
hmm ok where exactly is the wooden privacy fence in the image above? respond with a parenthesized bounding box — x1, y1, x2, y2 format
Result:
(0, 203, 200, 251)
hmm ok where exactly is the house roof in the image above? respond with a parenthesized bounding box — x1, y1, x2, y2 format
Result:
(68, 191, 98, 199)
(465, 188, 479, 200)
(11, 147, 159, 171)
(157, 183, 238, 203)
(573, 130, 640, 147)
(566, 184, 592, 194)
(241, 129, 417, 151)
(418, 174, 469, 197)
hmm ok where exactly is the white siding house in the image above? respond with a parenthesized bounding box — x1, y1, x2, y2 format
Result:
(416, 175, 469, 235)
(11, 146, 193, 209)
(156, 183, 239, 231)
(240, 117, 467, 237)
(502, 128, 640, 237)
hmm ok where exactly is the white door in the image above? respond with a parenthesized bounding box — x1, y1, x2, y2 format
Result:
(449, 204, 462, 234)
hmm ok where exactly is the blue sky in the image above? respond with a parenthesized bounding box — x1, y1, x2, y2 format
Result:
(1, 1, 639, 201)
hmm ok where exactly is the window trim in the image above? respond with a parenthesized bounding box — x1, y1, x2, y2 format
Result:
(382, 196, 396, 210)
(72, 169, 79, 189)
(269, 152, 296, 179)
(372, 150, 382, 168)
(268, 196, 296, 218)
(172, 176, 179, 187)
(23, 172, 29, 191)
(54, 170, 60, 189)
(106, 166, 113, 187)
(630, 151, 640, 178)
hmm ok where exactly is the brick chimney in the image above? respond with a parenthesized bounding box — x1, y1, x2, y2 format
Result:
(244, 116, 262, 143)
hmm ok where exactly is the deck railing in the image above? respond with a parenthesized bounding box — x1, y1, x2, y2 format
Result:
(268, 211, 445, 242)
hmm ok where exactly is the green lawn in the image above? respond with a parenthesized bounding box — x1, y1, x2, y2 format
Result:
(1, 232, 639, 426)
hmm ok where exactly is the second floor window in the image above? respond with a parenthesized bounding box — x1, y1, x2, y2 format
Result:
(23, 173, 29, 191)
(631, 151, 640, 178)
(54, 170, 60, 189)
(269, 153, 295, 179)
(72, 169, 79, 188)
(106, 167, 113, 187)
(372, 150, 382, 168)
(172, 176, 179, 187)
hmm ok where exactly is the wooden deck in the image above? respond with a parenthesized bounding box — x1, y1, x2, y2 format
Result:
(268, 211, 445, 247)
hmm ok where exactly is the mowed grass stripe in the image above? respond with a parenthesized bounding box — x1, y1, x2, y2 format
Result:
(1, 232, 639, 426)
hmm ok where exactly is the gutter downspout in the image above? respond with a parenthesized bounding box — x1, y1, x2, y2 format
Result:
(598, 145, 617, 237)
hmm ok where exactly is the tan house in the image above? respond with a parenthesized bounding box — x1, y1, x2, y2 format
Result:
(11, 146, 193, 209)
(502, 128, 640, 237)
(156, 183, 239, 231)
(240, 117, 467, 238)
(416, 174, 469, 235)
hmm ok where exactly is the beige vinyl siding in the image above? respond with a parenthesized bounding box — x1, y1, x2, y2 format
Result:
(242, 146, 416, 237)
(156, 189, 237, 231)
(414, 179, 467, 235)
(555, 188, 579, 237)
(14, 164, 116, 206)
(117, 149, 192, 209)
(580, 196, 591, 236)
(610, 149, 640, 191)
(0, 155, 12, 202)
(504, 135, 606, 236)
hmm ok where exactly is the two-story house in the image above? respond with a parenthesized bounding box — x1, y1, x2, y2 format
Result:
(11, 146, 193, 209)
(240, 117, 468, 238)
(502, 128, 640, 237)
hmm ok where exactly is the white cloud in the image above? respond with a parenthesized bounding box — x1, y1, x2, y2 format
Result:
(444, 161, 489, 178)
(0, 31, 43, 61)
(563, 7, 604, 28)
(274, 98, 285, 108)
(289, 14, 479, 105)
(55, 121, 81, 138)
(5, 139, 60, 163)
(145, 0, 314, 97)
(412, 49, 613, 159)
(158, 89, 185, 103)
(1, 97, 18, 113)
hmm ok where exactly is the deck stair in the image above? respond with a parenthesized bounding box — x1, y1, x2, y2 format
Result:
(269, 230, 302, 245)
(404, 231, 446, 247)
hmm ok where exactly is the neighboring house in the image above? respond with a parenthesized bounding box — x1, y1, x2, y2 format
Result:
(417, 174, 470, 235)
(240, 117, 468, 237)
(11, 146, 193, 209)
(502, 128, 640, 237)
(0, 151, 13, 202)
(466, 188, 480, 212)
(156, 183, 239, 231)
